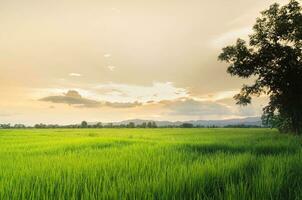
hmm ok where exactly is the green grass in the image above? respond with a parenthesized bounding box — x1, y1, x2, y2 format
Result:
(0, 128, 301, 200)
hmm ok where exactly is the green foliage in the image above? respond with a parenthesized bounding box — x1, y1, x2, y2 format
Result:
(127, 122, 135, 128)
(94, 122, 103, 128)
(0, 128, 302, 199)
(148, 121, 158, 128)
(81, 121, 88, 128)
(262, 114, 293, 133)
(218, 0, 302, 134)
(181, 123, 194, 128)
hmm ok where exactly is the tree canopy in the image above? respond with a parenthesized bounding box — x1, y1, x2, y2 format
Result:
(218, 0, 302, 134)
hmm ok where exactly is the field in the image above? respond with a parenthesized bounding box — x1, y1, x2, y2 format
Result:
(0, 128, 301, 200)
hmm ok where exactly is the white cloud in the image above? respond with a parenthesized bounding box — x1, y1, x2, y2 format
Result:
(94, 82, 189, 103)
(69, 73, 82, 77)
(194, 90, 239, 102)
(111, 8, 121, 13)
(0, 111, 15, 117)
(107, 65, 116, 71)
(210, 27, 252, 48)
(34, 85, 263, 120)
(32, 82, 188, 105)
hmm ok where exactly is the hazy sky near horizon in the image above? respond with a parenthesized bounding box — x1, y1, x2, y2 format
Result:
(0, 0, 288, 125)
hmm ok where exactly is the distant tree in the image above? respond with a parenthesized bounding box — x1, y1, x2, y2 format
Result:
(127, 122, 135, 128)
(34, 123, 47, 128)
(119, 124, 126, 128)
(147, 122, 153, 128)
(224, 124, 262, 128)
(141, 122, 147, 128)
(151, 121, 157, 128)
(219, 0, 302, 134)
(13, 124, 26, 128)
(106, 123, 113, 128)
(81, 121, 88, 128)
(181, 123, 194, 128)
(0, 124, 11, 129)
(95, 122, 103, 128)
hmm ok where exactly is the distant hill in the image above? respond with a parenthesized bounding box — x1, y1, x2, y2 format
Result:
(98, 117, 262, 127)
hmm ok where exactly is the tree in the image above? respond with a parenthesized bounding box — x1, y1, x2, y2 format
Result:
(218, 0, 302, 134)
(14, 124, 26, 128)
(0, 124, 11, 129)
(151, 121, 158, 128)
(127, 122, 135, 128)
(181, 123, 194, 128)
(34, 123, 47, 128)
(95, 122, 103, 128)
(81, 121, 88, 128)
(106, 123, 113, 128)
(141, 122, 147, 128)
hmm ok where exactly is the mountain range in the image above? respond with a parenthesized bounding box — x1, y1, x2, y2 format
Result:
(98, 117, 262, 127)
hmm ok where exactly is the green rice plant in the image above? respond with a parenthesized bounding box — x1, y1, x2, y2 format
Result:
(0, 128, 301, 199)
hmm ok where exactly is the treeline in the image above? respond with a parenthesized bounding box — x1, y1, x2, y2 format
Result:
(0, 121, 263, 129)
(0, 121, 157, 129)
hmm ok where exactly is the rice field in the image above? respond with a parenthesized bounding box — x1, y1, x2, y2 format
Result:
(0, 128, 301, 200)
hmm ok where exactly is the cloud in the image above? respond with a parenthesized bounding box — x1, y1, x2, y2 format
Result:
(111, 7, 121, 13)
(159, 97, 261, 118)
(36, 84, 263, 120)
(32, 82, 188, 107)
(105, 101, 142, 108)
(210, 27, 252, 48)
(236, 105, 257, 116)
(94, 82, 188, 103)
(40, 90, 141, 108)
(193, 90, 239, 102)
(40, 90, 100, 108)
(103, 54, 111, 58)
(161, 98, 232, 116)
(107, 66, 116, 71)
(0, 110, 20, 117)
(0, 112, 15, 117)
(69, 73, 82, 77)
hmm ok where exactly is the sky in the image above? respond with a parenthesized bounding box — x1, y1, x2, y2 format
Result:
(0, 0, 288, 125)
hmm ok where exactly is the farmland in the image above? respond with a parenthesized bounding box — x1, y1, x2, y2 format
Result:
(0, 128, 301, 199)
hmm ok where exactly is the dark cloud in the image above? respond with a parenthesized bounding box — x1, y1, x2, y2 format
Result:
(40, 90, 141, 108)
(40, 90, 100, 108)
